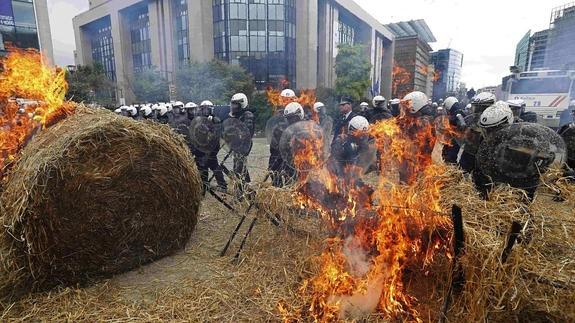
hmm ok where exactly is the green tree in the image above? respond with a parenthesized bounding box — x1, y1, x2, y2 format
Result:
(175, 60, 254, 104)
(252, 91, 272, 133)
(65, 64, 115, 107)
(131, 68, 169, 103)
(334, 44, 372, 102)
(315, 86, 340, 119)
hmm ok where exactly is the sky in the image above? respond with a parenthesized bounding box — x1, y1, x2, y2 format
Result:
(46, 0, 88, 66)
(47, 0, 570, 89)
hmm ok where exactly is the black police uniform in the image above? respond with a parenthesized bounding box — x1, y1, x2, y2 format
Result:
(231, 109, 255, 193)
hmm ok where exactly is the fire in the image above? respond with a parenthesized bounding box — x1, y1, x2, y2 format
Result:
(297, 89, 317, 110)
(433, 69, 442, 83)
(418, 65, 429, 76)
(266, 88, 317, 109)
(0, 48, 75, 179)
(392, 63, 411, 99)
(285, 110, 452, 321)
(435, 115, 463, 147)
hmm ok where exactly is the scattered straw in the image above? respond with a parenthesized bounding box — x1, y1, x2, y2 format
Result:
(0, 143, 573, 321)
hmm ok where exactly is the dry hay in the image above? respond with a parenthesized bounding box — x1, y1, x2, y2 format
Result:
(0, 158, 573, 321)
(440, 168, 575, 322)
(0, 107, 202, 299)
(0, 190, 323, 321)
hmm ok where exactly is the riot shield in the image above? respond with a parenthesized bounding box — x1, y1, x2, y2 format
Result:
(279, 121, 327, 172)
(188, 117, 221, 153)
(477, 123, 566, 181)
(265, 115, 287, 144)
(222, 117, 252, 156)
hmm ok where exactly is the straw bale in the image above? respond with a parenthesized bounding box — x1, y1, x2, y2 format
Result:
(0, 107, 202, 298)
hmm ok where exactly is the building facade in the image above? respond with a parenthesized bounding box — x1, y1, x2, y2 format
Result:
(513, 30, 548, 72)
(514, 2, 575, 72)
(529, 30, 549, 70)
(431, 48, 463, 101)
(547, 3, 575, 70)
(384, 20, 436, 99)
(514, 30, 531, 72)
(0, 0, 54, 62)
(74, 0, 395, 104)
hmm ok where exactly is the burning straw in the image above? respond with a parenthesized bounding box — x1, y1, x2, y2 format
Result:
(272, 111, 575, 322)
(270, 166, 575, 322)
(0, 49, 203, 300)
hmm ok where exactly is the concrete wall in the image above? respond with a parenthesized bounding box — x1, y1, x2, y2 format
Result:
(316, 0, 394, 98)
(317, 0, 338, 88)
(89, 0, 111, 9)
(393, 36, 432, 98)
(188, 0, 214, 63)
(380, 38, 394, 100)
(34, 0, 54, 64)
(296, 0, 318, 89)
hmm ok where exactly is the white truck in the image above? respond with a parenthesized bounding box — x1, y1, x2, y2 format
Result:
(502, 70, 575, 128)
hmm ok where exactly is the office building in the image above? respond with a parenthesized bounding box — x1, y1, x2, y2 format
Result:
(514, 30, 531, 72)
(529, 30, 549, 70)
(547, 2, 575, 70)
(431, 48, 463, 101)
(0, 0, 54, 62)
(74, 0, 395, 104)
(384, 19, 436, 99)
(513, 2, 575, 72)
(513, 30, 548, 72)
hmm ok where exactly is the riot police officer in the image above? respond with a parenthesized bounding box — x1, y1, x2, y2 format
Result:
(507, 99, 537, 123)
(367, 95, 393, 124)
(475, 101, 565, 201)
(397, 91, 435, 184)
(329, 115, 375, 205)
(458, 92, 496, 173)
(196, 100, 227, 192)
(269, 102, 306, 187)
(229, 93, 255, 196)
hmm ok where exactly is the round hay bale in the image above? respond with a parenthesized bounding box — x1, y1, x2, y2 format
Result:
(0, 107, 202, 295)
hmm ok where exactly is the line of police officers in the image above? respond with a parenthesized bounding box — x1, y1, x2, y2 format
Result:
(115, 88, 575, 202)
(267, 88, 574, 203)
(115, 94, 254, 196)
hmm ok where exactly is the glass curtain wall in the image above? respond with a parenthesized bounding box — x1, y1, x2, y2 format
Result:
(213, 0, 296, 88)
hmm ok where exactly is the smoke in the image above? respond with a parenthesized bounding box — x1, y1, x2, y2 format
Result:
(327, 236, 383, 320)
(342, 236, 370, 277)
(329, 275, 384, 320)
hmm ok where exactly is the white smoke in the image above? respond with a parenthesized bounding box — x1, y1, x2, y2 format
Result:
(328, 236, 383, 320)
(329, 275, 384, 320)
(342, 235, 370, 277)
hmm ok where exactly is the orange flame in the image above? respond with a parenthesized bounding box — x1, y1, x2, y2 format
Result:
(392, 63, 412, 100)
(0, 48, 76, 179)
(266, 87, 317, 117)
(435, 115, 463, 147)
(433, 69, 442, 83)
(418, 65, 429, 76)
(284, 111, 452, 321)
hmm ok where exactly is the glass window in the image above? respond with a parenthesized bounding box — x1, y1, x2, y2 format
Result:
(12, 0, 36, 28)
(87, 17, 116, 81)
(127, 6, 151, 73)
(212, 0, 296, 88)
(510, 77, 572, 94)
